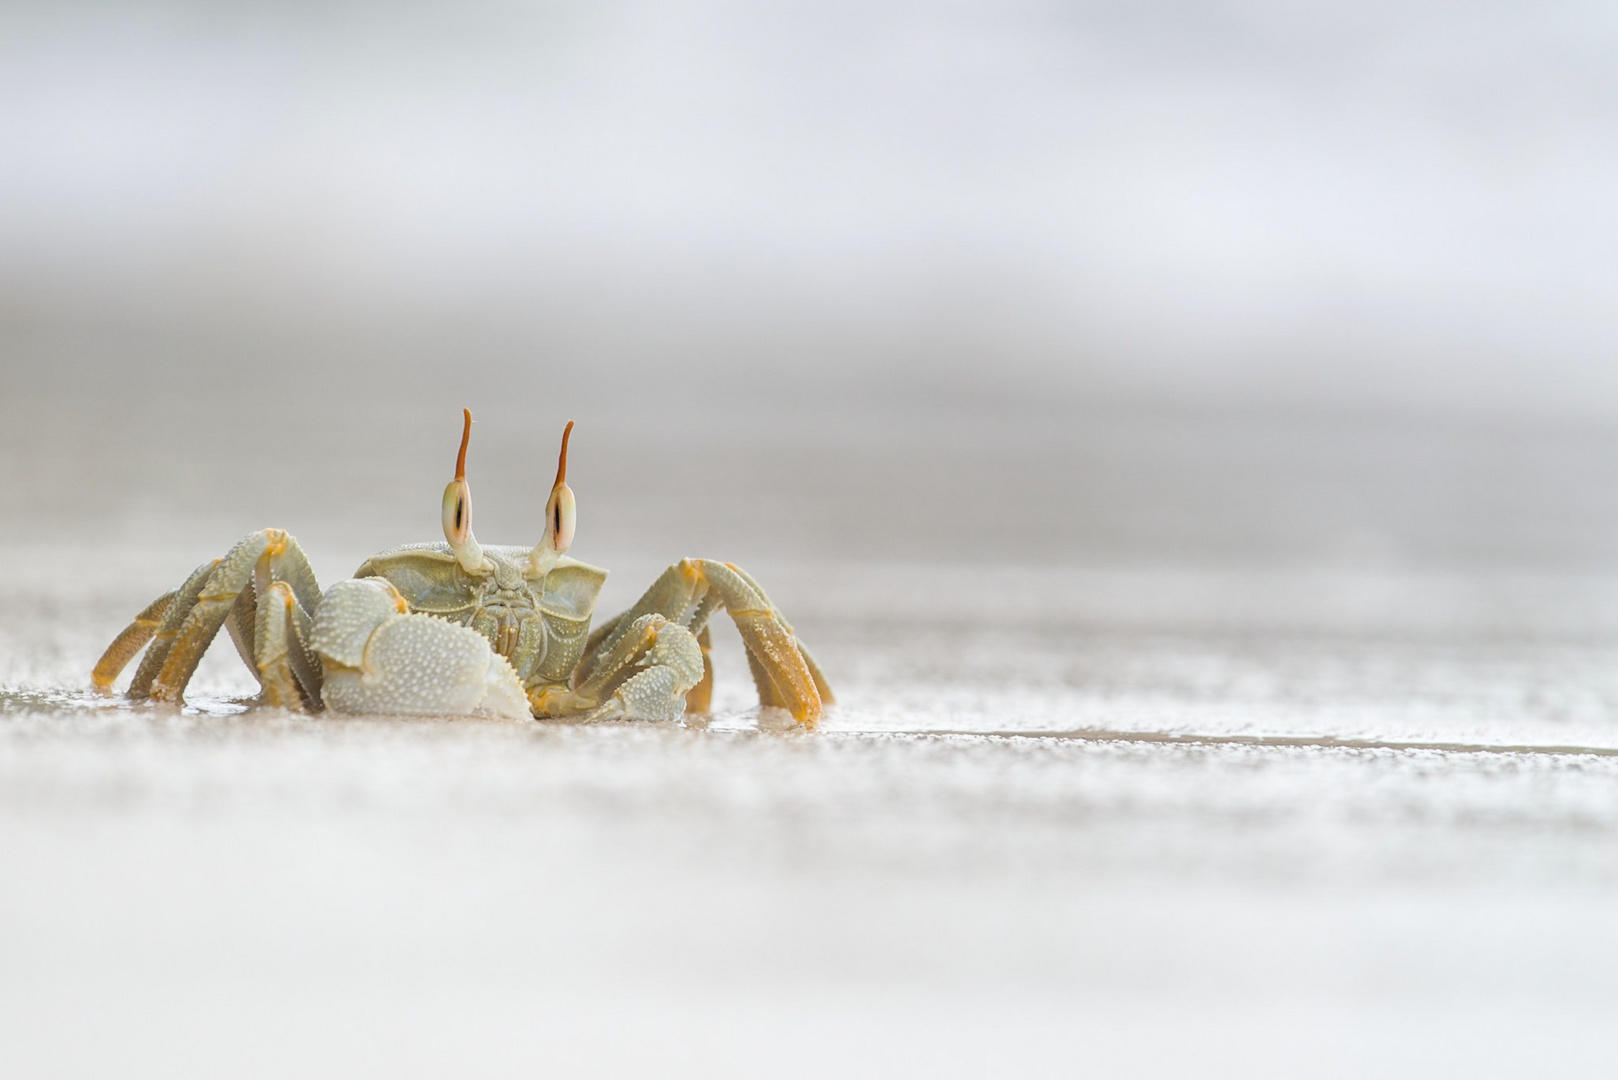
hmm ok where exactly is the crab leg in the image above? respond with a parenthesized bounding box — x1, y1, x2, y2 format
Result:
(723, 563, 834, 704)
(567, 614, 705, 723)
(92, 588, 180, 692)
(132, 530, 322, 704)
(684, 625, 715, 713)
(127, 558, 222, 698)
(251, 580, 322, 709)
(707, 561, 822, 724)
(578, 558, 828, 726)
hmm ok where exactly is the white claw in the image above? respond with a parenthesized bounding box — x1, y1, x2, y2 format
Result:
(313, 579, 530, 720)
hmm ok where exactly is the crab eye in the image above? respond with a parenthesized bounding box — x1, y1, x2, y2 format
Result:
(442, 479, 473, 545)
(547, 484, 576, 553)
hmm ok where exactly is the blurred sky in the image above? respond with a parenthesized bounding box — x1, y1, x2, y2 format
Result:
(4, 0, 1618, 567)
(4, 0, 1617, 414)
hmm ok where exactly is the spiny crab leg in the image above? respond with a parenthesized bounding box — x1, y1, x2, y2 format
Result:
(92, 588, 181, 692)
(567, 613, 706, 723)
(574, 557, 829, 727)
(250, 577, 323, 709)
(684, 625, 715, 713)
(722, 561, 834, 705)
(704, 560, 827, 722)
(132, 529, 322, 703)
(124, 557, 223, 698)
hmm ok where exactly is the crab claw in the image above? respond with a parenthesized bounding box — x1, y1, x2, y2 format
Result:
(312, 578, 529, 720)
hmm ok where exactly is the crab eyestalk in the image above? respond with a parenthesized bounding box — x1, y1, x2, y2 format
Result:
(442, 408, 491, 574)
(530, 420, 577, 576)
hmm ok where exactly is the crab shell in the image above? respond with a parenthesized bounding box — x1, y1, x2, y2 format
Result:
(354, 542, 608, 690)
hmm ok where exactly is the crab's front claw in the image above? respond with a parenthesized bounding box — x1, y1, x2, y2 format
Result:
(311, 579, 530, 720)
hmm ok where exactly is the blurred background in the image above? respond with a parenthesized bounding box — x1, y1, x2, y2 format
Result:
(6, 4, 1618, 1077)
(5, 0, 1618, 570)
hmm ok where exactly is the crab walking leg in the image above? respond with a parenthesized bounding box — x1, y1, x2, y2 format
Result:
(684, 625, 715, 713)
(743, 646, 786, 710)
(691, 560, 824, 724)
(250, 544, 322, 706)
(580, 558, 827, 726)
(723, 564, 834, 704)
(795, 642, 835, 704)
(563, 614, 705, 722)
(92, 588, 180, 691)
(576, 606, 715, 714)
(252, 581, 322, 709)
(127, 558, 222, 698)
(146, 529, 323, 704)
(575, 565, 699, 683)
(216, 567, 322, 710)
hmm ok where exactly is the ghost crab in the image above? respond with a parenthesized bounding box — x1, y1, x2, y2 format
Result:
(92, 412, 831, 726)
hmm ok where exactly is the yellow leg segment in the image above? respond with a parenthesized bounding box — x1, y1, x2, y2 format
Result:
(253, 581, 321, 709)
(128, 559, 221, 699)
(685, 625, 714, 713)
(92, 589, 178, 692)
(577, 558, 827, 727)
(104, 529, 324, 708)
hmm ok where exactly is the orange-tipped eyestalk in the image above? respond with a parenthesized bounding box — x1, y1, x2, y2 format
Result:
(554, 420, 573, 489)
(531, 420, 578, 574)
(455, 407, 472, 481)
(442, 407, 489, 574)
